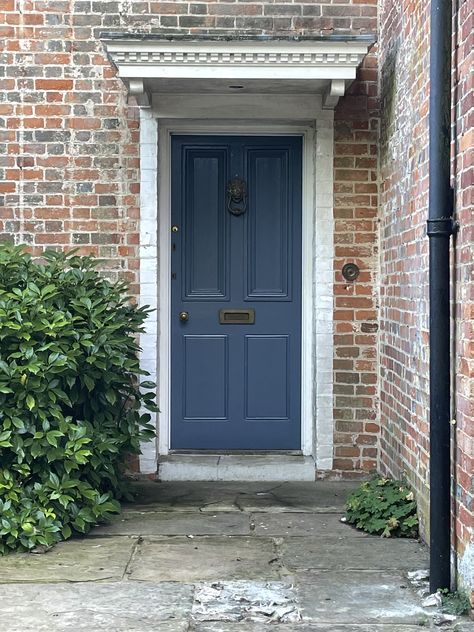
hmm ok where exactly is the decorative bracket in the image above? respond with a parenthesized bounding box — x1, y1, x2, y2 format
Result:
(323, 79, 346, 109)
(127, 78, 151, 108)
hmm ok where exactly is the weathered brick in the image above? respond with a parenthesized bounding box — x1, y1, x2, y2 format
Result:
(378, 0, 472, 601)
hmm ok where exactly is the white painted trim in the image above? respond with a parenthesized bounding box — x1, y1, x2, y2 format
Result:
(119, 66, 357, 81)
(151, 93, 324, 120)
(314, 113, 335, 469)
(142, 115, 334, 470)
(157, 123, 171, 458)
(104, 38, 373, 82)
(138, 109, 159, 474)
(301, 125, 315, 457)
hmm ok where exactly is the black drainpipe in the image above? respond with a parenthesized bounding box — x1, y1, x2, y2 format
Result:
(427, 0, 455, 593)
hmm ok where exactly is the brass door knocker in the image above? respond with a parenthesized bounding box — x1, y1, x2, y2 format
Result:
(227, 177, 247, 216)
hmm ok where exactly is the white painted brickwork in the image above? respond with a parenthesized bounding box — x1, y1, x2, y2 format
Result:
(138, 109, 159, 474)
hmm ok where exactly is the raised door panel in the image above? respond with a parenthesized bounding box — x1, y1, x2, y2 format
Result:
(246, 148, 290, 300)
(183, 335, 228, 420)
(245, 335, 289, 420)
(183, 148, 228, 300)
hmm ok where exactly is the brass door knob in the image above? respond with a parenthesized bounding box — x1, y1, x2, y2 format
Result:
(179, 311, 189, 322)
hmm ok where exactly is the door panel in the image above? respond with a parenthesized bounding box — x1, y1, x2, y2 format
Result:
(183, 336, 228, 420)
(183, 148, 229, 300)
(246, 150, 290, 299)
(245, 335, 289, 420)
(171, 135, 302, 450)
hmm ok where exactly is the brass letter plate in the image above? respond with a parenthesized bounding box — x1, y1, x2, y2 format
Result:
(219, 309, 255, 325)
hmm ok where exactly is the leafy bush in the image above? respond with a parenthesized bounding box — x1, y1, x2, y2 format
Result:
(0, 245, 156, 554)
(345, 477, 419, 537)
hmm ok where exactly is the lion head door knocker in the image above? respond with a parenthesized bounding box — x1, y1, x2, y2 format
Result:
(227, 176, 247, 216)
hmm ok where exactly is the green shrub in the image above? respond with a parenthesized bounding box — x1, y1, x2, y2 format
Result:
(0, 244, 156, 554)
(345, 477, 419, 537)
(438, 589, 471, 616)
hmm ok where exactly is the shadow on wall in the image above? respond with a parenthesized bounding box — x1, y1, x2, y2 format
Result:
(379, 38, 399, 162)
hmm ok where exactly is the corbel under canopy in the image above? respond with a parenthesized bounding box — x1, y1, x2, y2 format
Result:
(101, 35, 376, 112)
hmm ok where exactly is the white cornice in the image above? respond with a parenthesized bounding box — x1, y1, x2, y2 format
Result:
(107, 45, 367, 67)
(102, 37, 375, 108)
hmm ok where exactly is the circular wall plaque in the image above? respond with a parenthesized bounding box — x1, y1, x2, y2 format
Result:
(342, 262, 360, 282)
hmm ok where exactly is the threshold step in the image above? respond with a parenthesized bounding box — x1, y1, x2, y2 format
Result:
(157, 454, 316, 482)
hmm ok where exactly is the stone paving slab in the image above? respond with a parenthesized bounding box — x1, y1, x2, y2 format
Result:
(296, 570, 429, 625)
(252, 512, 368, 537)
(128, 536, 280, 582)
(281, 535, 428, 571)
(92, 510, 251, 536)
(0, 481, 470, 632)
(127, 481, 358, 513)
(0, 536, 136, 583)
(235, 481, 358, 513)
(125, 481, 254, 512)
(0, 582, 192, 631)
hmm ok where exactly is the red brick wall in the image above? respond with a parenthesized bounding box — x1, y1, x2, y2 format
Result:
(453, 0, 474, 598)
(332, 52, 380, 476)
(0, 0, 379, 476)
(378, 0, 473, 597)
(0, 0, 377, 272)
(0, 0, 142, 292)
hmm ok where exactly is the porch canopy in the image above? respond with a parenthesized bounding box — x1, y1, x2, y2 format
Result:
(101, 34, 376, 115)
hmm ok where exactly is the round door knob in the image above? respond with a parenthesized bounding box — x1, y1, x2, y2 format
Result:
(179, 311, 189, 322)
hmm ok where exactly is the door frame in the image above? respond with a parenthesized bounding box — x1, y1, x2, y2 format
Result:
(138, 114, 335, 470)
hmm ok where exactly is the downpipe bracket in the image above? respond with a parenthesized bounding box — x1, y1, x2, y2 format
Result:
(426, 217, 457, 237)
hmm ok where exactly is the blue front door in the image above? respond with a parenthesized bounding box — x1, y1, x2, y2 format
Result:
(171, 136, 302, 450)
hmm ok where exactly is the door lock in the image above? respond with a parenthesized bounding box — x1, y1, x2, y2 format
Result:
(179, 311, 189, 322)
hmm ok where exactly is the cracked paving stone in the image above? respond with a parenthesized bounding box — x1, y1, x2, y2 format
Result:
(92, 511, 251, 536)
(128, 536, 280, 582)
(0, 582, 193, 631)
(281, 536, 428, 571)
(0, 537, 136, 583)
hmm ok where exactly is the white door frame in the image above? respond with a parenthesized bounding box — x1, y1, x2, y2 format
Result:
(138, 112, 335, 472)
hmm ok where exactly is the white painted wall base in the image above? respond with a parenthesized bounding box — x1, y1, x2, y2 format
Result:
(158, 455, 316, 482)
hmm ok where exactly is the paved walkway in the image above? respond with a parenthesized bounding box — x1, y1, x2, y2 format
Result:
(0, 481, 472, 631)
